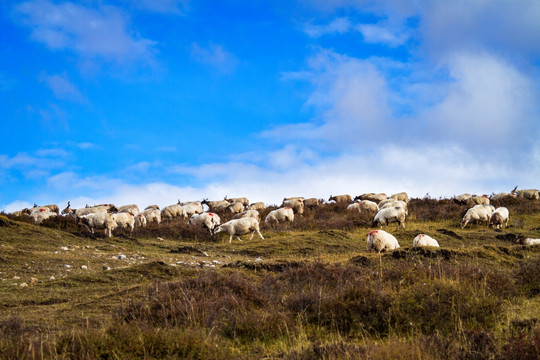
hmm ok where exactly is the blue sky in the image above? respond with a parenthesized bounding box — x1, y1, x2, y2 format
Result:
(2, 0, 540, 211)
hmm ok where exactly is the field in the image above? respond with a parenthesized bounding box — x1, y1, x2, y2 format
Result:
(1, 198, 539, 359)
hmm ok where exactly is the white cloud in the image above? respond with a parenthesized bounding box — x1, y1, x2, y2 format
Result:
(40, 72, 86, 102)
(303, 17, 352, 38)
(131, 0, 189, 14)
(191, 42, 238, 74)
(15, 1, 156, 64)
(356, 23, 407, 47)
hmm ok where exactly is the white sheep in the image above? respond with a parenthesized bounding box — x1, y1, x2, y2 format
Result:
(355, 193, 387, 203)
(78, 213, 117, 238)
(413, 234, 440, 248)
(390, 192, 409, 203)
(489, 207, 509, 229)
(111, 213, 135, 234)
(265, 207, 295, 224)
(461, 204, 495, 228)
(233, 209, 260, 221)
(466, 195, 490, 206)
(453, 193, 472, 205)
(179, 201, 204, 217)
(144, 204, 160, 210)
(142, 208, 161, 224)
(373, 207, 406, 229)
(214, 217, 264, 243)
(511, 186, 540, 200)
(31, 204, 59, 214)
(366, 230, 400, 253)
(328, 194, 353, 203)
(134, 213, 147, 228)
(516, 238, 540, 245)
(347, 201, 378, 214)
(161, 204, 187, 220)
(281, 199, 304, 215)
(225, 196, 250, 207)
(379, 200, 408, 215)
(188, 212, 221, 234)
(226, 202, 245, 215)
(29, 208, 57, 224)
(249, 202, 266, 211)
(117, 204, 140, 215)
(303, 198, 320, 208)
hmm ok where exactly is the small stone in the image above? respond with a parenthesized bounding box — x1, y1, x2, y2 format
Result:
(118, 255, 127, 260)
(157, 237, 164, 242)
(13, 276, 20, 280)
(64, 264, 71, 268)
(255, 257, 263, 262)
(30, 277, 39, 284)
(20, 283, 28, 288)
(103, 265, 111, 271)
(81, 265, 88, 270)
(49, 276, 55, 280)
(60, 246, 69, 251)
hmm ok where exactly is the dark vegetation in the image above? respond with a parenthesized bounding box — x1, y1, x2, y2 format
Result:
(1, 198, 540, 359)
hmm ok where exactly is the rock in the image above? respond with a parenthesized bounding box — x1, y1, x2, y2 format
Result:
(60, 246, 69, 251)
(81, 265, 88, 270)
(13, 276, 20, 280)
(30, 277, 39, 284)
(49, 276, 55, 280)
(157, 237, 164, 242)
(64, 264, 71, 269)
(20, 283, 28, 288)
(118, 255, 127, 260)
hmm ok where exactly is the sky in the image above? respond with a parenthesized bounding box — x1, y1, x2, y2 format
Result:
(1, 0, 540, 212)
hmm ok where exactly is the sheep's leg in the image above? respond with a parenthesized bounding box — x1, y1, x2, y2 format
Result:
(257, 230, 264, 240)
(249, 231, 254, 241)
(236, 236, 242, 242)
(229, 234, 233, 243)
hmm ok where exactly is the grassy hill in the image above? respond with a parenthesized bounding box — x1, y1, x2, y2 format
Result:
(0, 198, 539, 359)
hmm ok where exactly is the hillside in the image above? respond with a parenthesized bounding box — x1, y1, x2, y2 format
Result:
(0, 198, 539, 359)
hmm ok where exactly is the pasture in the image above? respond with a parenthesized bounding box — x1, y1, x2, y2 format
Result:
(1, 197, 539, 359)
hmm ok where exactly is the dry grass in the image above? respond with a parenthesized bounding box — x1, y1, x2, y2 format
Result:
(1, 198, 540, 359)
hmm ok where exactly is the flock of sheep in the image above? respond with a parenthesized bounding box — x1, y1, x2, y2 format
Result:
(9, 186, 540, 250)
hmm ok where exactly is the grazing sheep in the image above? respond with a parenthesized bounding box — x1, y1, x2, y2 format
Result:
(466, 195, 490, 207)
(202, 199, 229, 212)
(226, 202, 245, 215)
(180, 202, 204, 217)
(328, 194, 353, 203)
(249, 202, 266, 211)
(233, 210, 260, 221)
(111, 213, 135, 234)
(265, 207, 294, 224)
(461, 204, 495, 229)
(283, 196, 305, 201)
(511, 186, 540, 200)
(66, 205, 109, 219)
(366, 230, 400, 253)
(489, 207, 509, 229)
(303, 198, 320, 208)
(413, 234, 440, 248)
(134, 213, 147, 228)
(142, 208, 161, 224)
(516, 238, 540, 246)
(390, 192, 409, 203)
(347, 200, 379, 214)
(29, 208, 57, 224)
(117, 204, 140, 216)
(281, 199, 304, 215)
(453, 193, 472, 205)
(212, 202, 231, 213)
(355, 193, 387, 203)
(31, 204, 59, 214)
(161, 204, 187, 220)
(490, 193, 515, 201)
(144, 204, 160, 210)
(373, 207, 406, 229)
(225, 197, 250, 207)
(188, 212, 221, 234)
(214, 217, 264, 243)
(379, 200, 408, 215)
(78, 213, 117, 238)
